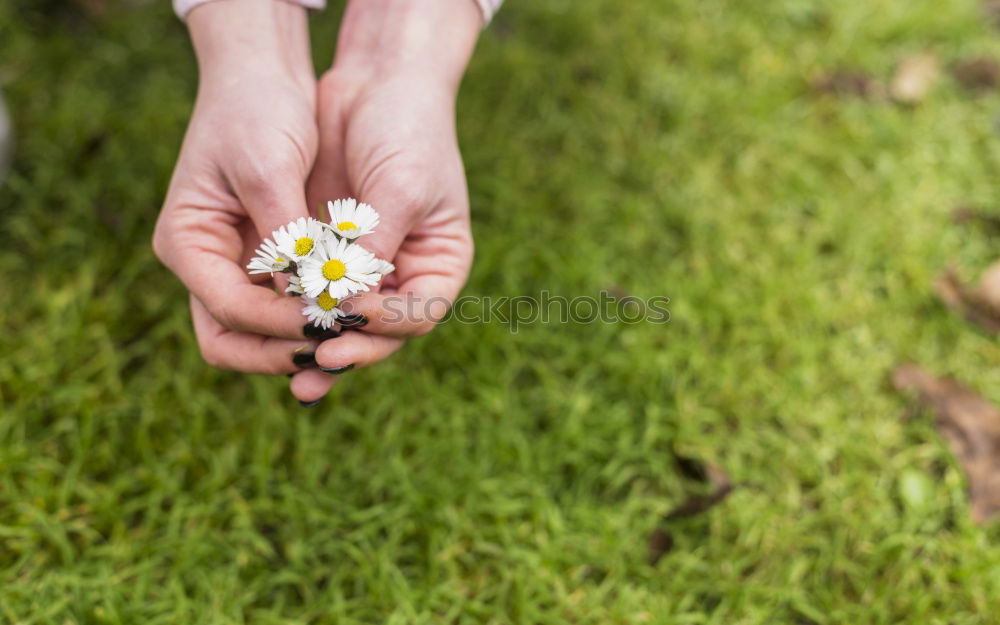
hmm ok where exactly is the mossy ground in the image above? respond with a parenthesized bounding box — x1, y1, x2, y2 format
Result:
(2, 0, 1000, 622)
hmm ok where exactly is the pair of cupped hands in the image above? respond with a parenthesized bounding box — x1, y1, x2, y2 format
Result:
(153, 0, 481, 404)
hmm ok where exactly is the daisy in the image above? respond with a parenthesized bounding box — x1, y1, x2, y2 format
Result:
(327, 198, 380, 240)
(285, 274, 305, 295)
(299, 236, 382, 299)
(246, 238, 291, 275)
(373, 257, 395, 276)
(302, 292, 345, 329)
(273, 217, 328, 262)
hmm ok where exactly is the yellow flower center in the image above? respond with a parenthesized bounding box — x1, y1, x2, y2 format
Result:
(322, 259, 347, 281)
(337, 221, 358, 231)
(317, 292, 339, 311)
(294, 237, 314, 256)
(275, 256, 285, 263)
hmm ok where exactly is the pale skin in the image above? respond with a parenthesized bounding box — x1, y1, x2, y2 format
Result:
(153, 0, 480, 403)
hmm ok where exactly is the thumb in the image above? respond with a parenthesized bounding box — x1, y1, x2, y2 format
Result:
(351, 166, 431, 264)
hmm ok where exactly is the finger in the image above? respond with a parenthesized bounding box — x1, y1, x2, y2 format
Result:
(191, 296, 316, 374)
(158, 210, 313, 339)
(336, 264, 468, 337)
(315, 331, 406, 372)
(289, 368, 338, 405)
(347, 160, 430, 263)
(337, 291, 447, 338)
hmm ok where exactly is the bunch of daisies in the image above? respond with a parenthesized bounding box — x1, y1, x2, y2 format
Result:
(247, 198, 394, 329)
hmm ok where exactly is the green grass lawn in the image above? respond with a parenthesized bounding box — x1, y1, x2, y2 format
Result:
(3, 0, 1000, 622)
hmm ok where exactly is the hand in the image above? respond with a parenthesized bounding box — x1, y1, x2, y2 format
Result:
(290, 0, 482, 402)
(153, 0, 322, 378)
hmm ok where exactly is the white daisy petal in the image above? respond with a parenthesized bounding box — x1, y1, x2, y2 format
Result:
(246, 238, 290, 275)
(249, 206, 389, 323)
(273, 217, 328, 262)
(301, 292, 346, 329)
(285, 274, 305, 295)
(327, 198, 381, 240)
(327, 280, 359, 300)
(373, 257, 395, 276)
(298, 236, 383, 300)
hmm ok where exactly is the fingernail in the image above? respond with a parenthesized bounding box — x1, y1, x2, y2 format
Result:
(320, 364, 355, 375)
(304, 324, 341, 340)
(292, 351, 316, 367)
(299, 398, 323, 408)
(339, 314, 368, 328)
(303, 323, 325, 338)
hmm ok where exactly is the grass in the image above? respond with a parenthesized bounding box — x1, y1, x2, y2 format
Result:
(2, 0, 1000, 622)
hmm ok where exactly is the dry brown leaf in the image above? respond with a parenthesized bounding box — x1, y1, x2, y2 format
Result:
(890, 54, 939, 104)
(893, 364, 1000, 523)
(648, 461, 733, 565)
(952, 206, 1000, 232)
(952, 57, 1000, 92)
(602, 285, 632, 300)
(77, 0, 108, 16)
(985, 0, 1000, 27)
(811, 70, 884, 99)
(663, 463, 733, 520)
(647, 528, 674, 565)
(979, 262, 1000, 311)
(934, 265, 1000, 334)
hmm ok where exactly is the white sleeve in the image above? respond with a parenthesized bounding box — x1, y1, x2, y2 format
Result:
(473, 0, 503, 24)
(174, 0, 500, 26)
(173, 0, 326, 20)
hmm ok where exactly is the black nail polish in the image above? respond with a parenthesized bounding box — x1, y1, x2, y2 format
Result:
(320, 364, 355, 375)
(339, 314, 368, 328)
(304, 324, 341, 340)
(292, 351, 316, 367)
(299, 398, 323, 408)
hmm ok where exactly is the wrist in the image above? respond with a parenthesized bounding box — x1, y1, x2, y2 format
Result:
(188, 0, 314, 91)
(333, 0, 481, 94)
